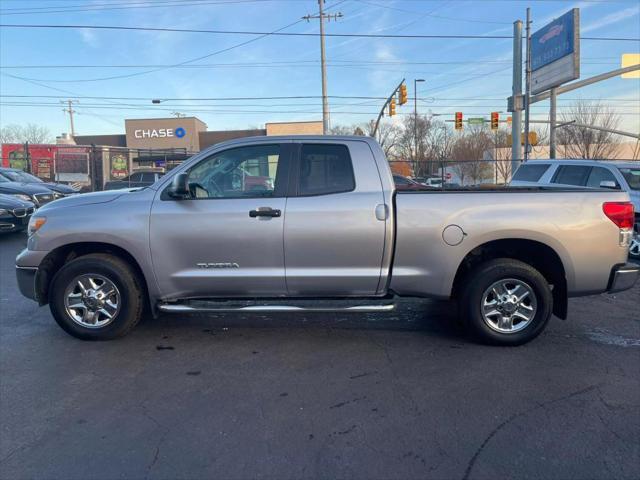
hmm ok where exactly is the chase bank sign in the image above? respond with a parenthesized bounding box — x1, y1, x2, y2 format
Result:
(134, 126, 186, 139)
(125, 117, 206, 151)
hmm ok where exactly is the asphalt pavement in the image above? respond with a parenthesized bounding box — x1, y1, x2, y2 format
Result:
(1, 233, 638, 480)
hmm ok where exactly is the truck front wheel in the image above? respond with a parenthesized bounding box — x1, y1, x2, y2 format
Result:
(459, 258, 553, 346)
(49, 253, 144, 340)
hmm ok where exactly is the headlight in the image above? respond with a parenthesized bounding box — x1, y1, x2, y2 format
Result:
(12, 194, 32, 202)
(0, 209, 7, 216)
(28, 216, 46, 236)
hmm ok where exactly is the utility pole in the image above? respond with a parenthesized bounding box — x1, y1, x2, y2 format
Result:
(303, 0, 342, 134)
(510, 19, 523, 175)
(62, 99, 77, 137)
(523, 8, 532, 162)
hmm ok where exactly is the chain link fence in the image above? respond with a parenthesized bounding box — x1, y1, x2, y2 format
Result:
(2, 142, 638, 192)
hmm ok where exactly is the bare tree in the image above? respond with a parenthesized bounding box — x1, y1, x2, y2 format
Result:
(0, 123, 53, 144)
(363, 120, 401, 159)
(328, 124, 357, 136)
(491, 130, 512, 184)
(425, 120, 454, 165)
(556, 100, 622, 159)
(394, 115, 434, 176)
(450, 127, 494, 185)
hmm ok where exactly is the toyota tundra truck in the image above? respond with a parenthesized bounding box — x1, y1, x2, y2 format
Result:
(16, 136, 639, 345)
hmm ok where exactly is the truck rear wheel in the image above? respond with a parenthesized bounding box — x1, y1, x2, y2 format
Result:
(49, 253, 143, 340)
(459, 258, 553, 346)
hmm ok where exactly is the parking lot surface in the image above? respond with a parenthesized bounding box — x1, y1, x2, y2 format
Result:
(1, 233, 639, 480)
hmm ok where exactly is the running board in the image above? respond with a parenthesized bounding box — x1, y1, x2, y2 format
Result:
(158, 298, 395, 313)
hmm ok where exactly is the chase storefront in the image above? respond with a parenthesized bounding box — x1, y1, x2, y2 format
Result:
(124, 117, 207, 152)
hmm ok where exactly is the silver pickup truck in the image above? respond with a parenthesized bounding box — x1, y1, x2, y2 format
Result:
(16, 136, 639, 345)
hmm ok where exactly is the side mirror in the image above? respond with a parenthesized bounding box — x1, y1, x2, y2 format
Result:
(168, 172, 190, 199)
(599, 180, 619, 190)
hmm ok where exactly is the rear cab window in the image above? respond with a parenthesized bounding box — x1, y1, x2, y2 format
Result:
(551, 165, 591, 186)
(512, 163, 550, 182)
(586, 167, 619, 189)
(297, 144, 355, 196)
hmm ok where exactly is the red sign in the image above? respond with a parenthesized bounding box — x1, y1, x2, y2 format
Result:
(1, 144, 57, 180)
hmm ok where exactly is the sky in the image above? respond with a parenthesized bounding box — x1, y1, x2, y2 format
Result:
(0, 0, 639, 137)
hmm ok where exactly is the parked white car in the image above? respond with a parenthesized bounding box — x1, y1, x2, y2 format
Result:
(511, 159, 640, 259)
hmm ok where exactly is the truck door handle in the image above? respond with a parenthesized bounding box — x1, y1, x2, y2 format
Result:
(249, 207, 281, 218)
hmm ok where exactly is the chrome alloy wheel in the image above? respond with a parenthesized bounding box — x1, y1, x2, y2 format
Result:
(64, 274, 121, 328)
(481, 278, 537, 333)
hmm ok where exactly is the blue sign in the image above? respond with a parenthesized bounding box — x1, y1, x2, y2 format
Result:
(175, 127, 186, 138)
(531, 9, 577, 71)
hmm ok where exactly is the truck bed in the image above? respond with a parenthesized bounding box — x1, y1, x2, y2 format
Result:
(390, 188, 631, 298)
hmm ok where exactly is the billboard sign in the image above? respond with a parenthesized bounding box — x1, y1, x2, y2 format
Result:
(55, 146, 90, 183)
(531, 8, 580, 94)
(621, 53, 640, 79)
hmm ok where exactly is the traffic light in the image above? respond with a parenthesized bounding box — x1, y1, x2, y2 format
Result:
(491, 112, 499, 131)
(389, 97, 396, 116)
(455, 112, 463, 130)
(399, 84, 408, 105)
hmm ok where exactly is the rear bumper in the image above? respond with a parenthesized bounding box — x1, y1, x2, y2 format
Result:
(607, 263, 639, 293)
(16, 266, 38, 301)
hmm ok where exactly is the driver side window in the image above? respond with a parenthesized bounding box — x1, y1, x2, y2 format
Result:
(187, 144, 280, 199)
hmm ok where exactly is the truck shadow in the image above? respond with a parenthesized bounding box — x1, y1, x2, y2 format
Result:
(141, 298, 465, 341)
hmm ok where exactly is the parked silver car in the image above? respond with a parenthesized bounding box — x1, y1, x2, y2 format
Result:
(16, 137, 638, 345)
(511, 159, 640, 259)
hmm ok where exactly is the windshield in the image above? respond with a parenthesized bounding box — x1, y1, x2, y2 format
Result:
(1, 170, 43, 183)
(618, 168, 640, 191)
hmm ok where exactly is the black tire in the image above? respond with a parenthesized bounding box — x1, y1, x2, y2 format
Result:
(459, 258, 553, 346)
(49, 253, 144, 340)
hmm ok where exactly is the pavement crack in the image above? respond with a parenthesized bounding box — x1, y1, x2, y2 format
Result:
(462, 384, 599, 480)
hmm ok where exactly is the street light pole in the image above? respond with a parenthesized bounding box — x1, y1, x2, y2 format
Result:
(414, 78, 425, 172)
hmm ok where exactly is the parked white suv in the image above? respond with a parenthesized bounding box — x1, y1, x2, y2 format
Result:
(511, 159, 640, 259)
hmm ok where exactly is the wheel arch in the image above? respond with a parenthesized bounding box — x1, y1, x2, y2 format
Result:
(35, 242, 150, 311)
(451, 238, 568, 319)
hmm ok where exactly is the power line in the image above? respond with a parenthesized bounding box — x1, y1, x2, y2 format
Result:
(1, 24, 637, 41)
(4, 100, 638, 109)
(3, 102, 638, 116)
(0, 1, 349, 83)
(2, 94, 637, 102)
(0, 60, 619, 68)
(354, 0, 511, 25)
(0, 0, 272, 15)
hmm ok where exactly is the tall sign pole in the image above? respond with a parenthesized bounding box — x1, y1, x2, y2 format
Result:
(523, 8, 532, 161)
(530, 8, 580, 159)
(511, 20, 523, 173)
(303, 1, 343, 135)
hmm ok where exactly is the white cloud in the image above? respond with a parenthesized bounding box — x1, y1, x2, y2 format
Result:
(582, 5, 640, 34)
(78, 28, 99, 48)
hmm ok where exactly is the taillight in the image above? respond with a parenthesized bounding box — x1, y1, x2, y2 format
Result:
(603, 202, 635, 229)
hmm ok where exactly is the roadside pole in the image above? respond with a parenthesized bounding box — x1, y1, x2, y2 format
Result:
(511, 20, 523, 174)
(523, 8, 532, 161)
(549, 88, 557, 159)
(318, 0, 329, 134)
(303, 1, 343, 135)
